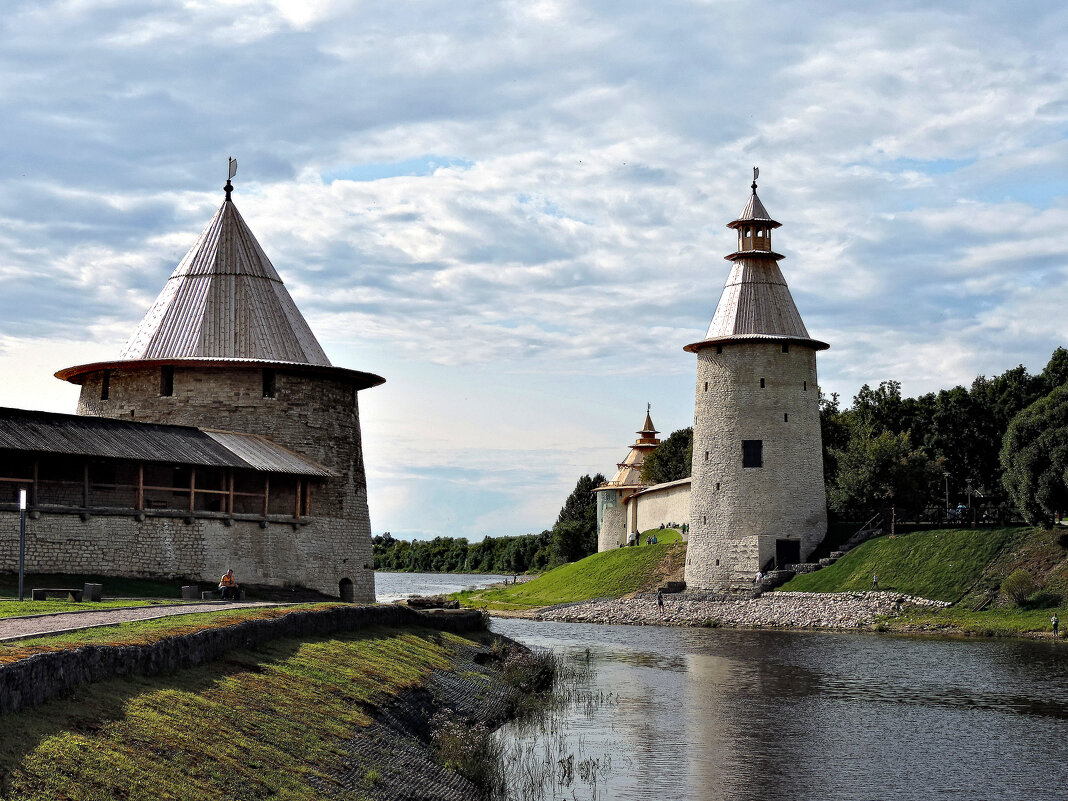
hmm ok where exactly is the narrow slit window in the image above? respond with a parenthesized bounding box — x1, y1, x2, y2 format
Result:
(262, 368, 277, 399)
(705, 451, 709, 461)
(760, 377, 766, 388)
(742, 439, 763, 468)
(160, 366, 174, 397)
(704, 381, 708, 392)
(716, 345, 723, 354)
(782, 343, 789, 353)
(784, 413, 789, 422)
(803, 380, 807, 391)
(715, 482, 720, 491)
(100, 371, 110, 401)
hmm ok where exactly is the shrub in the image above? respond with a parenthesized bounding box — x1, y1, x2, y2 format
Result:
(1022, 589, 1062, 610)
(431, 711, 504, 793)
(1001, 569, 1038, 605)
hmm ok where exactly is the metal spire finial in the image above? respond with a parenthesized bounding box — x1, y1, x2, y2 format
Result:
(752, 166, 759, 193)
(647, 401, 651, 414)
(224, 156, 238, 202)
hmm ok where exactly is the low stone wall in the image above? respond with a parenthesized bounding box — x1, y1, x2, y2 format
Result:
(0, 604, 484, 715)
(538, 591, 949, 629)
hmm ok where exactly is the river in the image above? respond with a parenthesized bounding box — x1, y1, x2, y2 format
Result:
(380, 573, 1068, 800)
(373, 570, 514, 602)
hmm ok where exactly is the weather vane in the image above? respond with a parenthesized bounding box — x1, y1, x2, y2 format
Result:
(224, 156, 238, 201)
(752, 165, 759, 192)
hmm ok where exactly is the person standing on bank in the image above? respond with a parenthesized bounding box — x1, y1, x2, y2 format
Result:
(657, 588, 665, 616)
(219, 569, 239, 601)
(1053, 614, 1059, 639)
(872, 571, 879, 591)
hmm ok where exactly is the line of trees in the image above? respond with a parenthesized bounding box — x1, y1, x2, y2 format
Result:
(372, 473, 605, 573)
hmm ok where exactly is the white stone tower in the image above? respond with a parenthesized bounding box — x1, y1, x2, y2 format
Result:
(594, 407, 660, 551)
(684, 173, 828, 591)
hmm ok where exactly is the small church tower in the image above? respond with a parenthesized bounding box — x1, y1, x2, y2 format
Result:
(594, 407, 660, 551)
(684, 172, 828, 590)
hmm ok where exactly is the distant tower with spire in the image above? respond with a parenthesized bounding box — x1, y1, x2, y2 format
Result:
(594, 406, 661, 550)
(684, 171, 828, 590)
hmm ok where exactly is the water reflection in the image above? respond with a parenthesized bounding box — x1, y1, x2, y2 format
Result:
(493, 620, 1068, 801)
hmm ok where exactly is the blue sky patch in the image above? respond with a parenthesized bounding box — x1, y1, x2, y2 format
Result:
(323, 155, 474, 183)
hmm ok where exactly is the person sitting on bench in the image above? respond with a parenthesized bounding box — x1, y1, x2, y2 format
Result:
(219, 569, 239, 601)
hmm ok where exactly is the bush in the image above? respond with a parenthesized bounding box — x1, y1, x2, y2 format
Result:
(1001, 569, 1037, 605)
(1022, 590, 1062, 610)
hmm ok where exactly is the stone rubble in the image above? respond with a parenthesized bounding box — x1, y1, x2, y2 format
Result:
(536, 591, 950, 630)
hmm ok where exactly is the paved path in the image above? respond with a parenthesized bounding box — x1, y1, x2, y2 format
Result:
(0, 601, 282, 643)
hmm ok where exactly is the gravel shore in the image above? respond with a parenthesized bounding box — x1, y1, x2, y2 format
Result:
(536, 591, 950, 630)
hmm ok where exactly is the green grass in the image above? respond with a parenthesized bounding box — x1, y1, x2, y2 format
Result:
(0, 599, 175, 620)
(778, 528, 1021, 602)
(0, 573, 209, 600)
(882, 603, 1068, 638)
(638, 527, 684, 544)
(454, 541, 685, 611)
(0, 626, 475, 800)
(0, 604, 336, 663)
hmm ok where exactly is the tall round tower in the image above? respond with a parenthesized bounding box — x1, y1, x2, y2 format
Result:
(684, 173, 828, 591)
(55, 176, 384, 601)
(594, 407, 660, 551)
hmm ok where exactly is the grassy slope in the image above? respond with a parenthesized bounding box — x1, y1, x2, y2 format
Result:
(0, 627, 470, 800)
(456, 541, 685, 611)
(0, 599, 176, 620)
(779, 528, 1021, 602)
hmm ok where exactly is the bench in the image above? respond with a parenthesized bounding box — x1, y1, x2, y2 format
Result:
(31, 588, 83, 602)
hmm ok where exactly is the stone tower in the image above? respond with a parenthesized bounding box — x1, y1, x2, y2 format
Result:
(55, 177, 384, 601)
(684, 174, 828, 591)
(594, 407, 660, 551)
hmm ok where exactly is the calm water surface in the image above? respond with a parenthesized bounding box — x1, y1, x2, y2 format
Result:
(492, 618, 1068, 801)
(373, 571, 512, 602)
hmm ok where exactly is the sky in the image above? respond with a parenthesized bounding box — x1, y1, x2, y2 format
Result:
(1, 0, 1067, 541)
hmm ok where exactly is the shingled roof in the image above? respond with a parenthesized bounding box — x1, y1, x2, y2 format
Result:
(120, 194, 331, 365)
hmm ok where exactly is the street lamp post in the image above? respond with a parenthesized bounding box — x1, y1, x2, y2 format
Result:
(18, 489, 27, 602)
(944, 473, 950, 519)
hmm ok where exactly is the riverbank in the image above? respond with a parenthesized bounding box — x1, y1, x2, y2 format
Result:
(534, 590, 949, 630)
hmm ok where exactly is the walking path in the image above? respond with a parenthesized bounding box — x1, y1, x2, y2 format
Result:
(0, 601, 282, 643)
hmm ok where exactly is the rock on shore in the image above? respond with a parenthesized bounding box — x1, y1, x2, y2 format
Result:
(536, 591, 950, 630)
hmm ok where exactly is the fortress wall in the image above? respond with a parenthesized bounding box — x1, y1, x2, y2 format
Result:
(686, 342, 826, 590)
(0, 510, 374, 601)
(632, 480, 691, 534)
(73, 365, 374, 601)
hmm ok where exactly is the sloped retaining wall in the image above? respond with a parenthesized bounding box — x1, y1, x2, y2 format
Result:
(0, 604, 484, 714)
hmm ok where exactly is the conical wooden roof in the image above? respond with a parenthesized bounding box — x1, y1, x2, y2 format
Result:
(119, 197, 330, 365)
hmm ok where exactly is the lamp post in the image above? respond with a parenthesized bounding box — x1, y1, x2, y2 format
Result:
(18, 489, 27, 602)
(944, 473, 950, 519)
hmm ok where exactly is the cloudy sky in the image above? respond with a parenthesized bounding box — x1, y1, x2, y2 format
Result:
(1, 0, 1066, 540)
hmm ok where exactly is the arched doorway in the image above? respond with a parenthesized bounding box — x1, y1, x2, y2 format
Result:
(338, 577, 354, 603)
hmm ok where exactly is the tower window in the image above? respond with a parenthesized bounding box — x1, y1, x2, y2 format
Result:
(100, 371, 110, 401)
(160, 366, 174, 397)
(262, 369, 277, 399)
(704, 381, 708, 392)
(784, 413, 789, 422)
(760, 378, 766, 388)
(803, 380, 807, 391)
(742, 440, 763, 468)
(715, 482, 720, 491)
(716, 345, 723, 354)
(705, 451, 709, 461)
(782, 343, 789, 353)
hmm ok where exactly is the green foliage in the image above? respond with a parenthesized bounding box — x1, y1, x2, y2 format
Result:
(639, 428, 692, 484)
(886, 603, 1068, 637)
(827, 424, 941, 518)
(455, 541, 685, 611)
(1001, 384, 1068, 526)
(779, 528, 1018, 602)
(1001, 569, 1037, 605)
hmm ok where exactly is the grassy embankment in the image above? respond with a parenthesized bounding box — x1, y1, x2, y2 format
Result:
(780, 526, 1068, 637)
(455, 533, 686, 611)
(0, 622, 482, 800)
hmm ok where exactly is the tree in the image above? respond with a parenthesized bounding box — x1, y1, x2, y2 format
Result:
(828, 423, 940, 518)
(1001, 384, 1068, 526)
(549, 473, 606, 564)
(639, 428, 692, 484)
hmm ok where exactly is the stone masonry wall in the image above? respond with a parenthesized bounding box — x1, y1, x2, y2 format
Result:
(75, 365, 375, 601)
(633, 480, 691, 535)
(686, 342, 827, 591)
(0, 604, 484, 714)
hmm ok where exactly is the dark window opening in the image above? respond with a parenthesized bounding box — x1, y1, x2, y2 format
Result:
(715, 482, 720, 491)
(262, 369, 277, 398)
(742, 439, 763, 468)
(704, 451, 709, 461)
(782, 343, 789, 353)
(704, 381, 708, 392)
(716, 345, 723, 354)
(784, 413, 789, 422)
(760, 377, 766, 388)
(160, 366, 174, 397)
(100, 372, 110, 401)
(803, 380, 807, 391)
